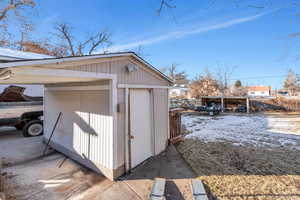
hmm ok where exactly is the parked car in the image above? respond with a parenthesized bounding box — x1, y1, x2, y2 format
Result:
(195, 106, 207, 112)
(235, 105, 247, 113)
(206, 104, 221, 115)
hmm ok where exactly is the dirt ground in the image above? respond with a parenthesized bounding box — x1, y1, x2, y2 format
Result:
(177, 112, 300, 200)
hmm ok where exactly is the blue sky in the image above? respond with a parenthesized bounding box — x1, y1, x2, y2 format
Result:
(33, 0, 300, 89)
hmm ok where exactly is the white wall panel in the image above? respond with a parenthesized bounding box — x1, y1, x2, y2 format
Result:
(153, 89, 169, 155)
(44, 88, 113, 170)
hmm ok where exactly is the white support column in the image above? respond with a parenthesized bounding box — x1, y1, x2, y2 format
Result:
(109, 77, 118, 171)
(124, 87, 130, 172)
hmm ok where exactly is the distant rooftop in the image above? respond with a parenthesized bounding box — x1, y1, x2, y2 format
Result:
(0, 47, 53, 61)
(247, 86, 271, 91)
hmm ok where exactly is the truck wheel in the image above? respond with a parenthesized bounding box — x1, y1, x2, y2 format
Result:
(23, 120, 43, 137)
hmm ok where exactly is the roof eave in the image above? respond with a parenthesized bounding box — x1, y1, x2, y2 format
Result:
(0, 52, 173, 84)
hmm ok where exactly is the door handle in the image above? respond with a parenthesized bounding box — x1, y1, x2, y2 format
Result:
(130, 135, 134, 139)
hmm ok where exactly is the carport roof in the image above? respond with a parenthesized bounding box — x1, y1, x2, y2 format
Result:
(0, 51, 173, 83)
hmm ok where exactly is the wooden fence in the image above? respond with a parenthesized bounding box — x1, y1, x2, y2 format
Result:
(169, 109, 182, 144)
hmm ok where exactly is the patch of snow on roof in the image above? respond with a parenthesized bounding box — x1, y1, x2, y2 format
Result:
(0, 47, 53, 59)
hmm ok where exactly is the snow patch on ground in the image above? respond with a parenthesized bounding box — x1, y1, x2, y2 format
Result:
(183, 114, 300, 150)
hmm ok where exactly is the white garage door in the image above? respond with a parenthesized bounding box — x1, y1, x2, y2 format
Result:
(130, 89, 152, 168)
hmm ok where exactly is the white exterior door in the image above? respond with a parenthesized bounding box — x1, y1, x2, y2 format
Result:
(130, 89, 152, 168)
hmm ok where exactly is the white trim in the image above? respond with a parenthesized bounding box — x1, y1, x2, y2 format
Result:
(124, 87, 130, 172)
(0, 55, 21, 61)
(0, 53, 133, 68)
(109, 79, 118, 170)
(130, 54, 172, 83)
(45, 85, 109, 91)
(118, 84, 172, 89)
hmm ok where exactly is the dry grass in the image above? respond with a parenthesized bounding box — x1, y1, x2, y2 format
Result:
(177, 139, 300, 200)
(200, 175, 300, 200)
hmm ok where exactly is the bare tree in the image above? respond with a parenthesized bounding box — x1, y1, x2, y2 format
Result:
(54, 23, 111, 56)
(0, 0, 35, 47)
(216, 66, 236, 95)
(0, 0, 35, 21)
(161, 63, 189, 85)
(283, 69, 300, 96)
(189, 68, 220, 98)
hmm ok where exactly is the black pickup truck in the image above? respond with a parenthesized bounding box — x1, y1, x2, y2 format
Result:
(0, 100, 44, 137)
(0, 110, 43, 137)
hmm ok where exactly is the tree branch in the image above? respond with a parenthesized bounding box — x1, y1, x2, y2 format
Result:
(55, 23, 75, 56)
(0, 0, 35, 21)
(157, 0, 176, 16)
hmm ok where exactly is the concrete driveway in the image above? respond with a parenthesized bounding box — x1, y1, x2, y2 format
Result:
(0, 128, 195, 200)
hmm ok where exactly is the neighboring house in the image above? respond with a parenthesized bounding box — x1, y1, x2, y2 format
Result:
(247, 86, 271, 97)
(0, 47, 53, 97)
(169, 84, 189, 98)
(0, 52, 172, 180)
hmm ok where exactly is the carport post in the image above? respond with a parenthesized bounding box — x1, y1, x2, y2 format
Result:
(221, 96, 224, 112)
(246, 97, 250, 114)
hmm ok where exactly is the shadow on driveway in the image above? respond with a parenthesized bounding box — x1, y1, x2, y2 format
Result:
(123, 145, 196, 200)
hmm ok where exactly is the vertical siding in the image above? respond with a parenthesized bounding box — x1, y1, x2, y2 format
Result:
(89, 113, 113, 167)
(59, 58, 169, 86)
(44, 88, 113, 170)
(153, 88, 169, 155)
(74, 111, 89, 159)
(79, 90, 112, 169)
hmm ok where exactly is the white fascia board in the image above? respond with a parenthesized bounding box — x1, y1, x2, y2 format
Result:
(0, 56, 22, 61)
(0, 53, 133, 68)
(118, 84, 173, 89)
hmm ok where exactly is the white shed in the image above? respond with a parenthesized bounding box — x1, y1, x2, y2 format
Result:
(0, 52, 172, 180)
